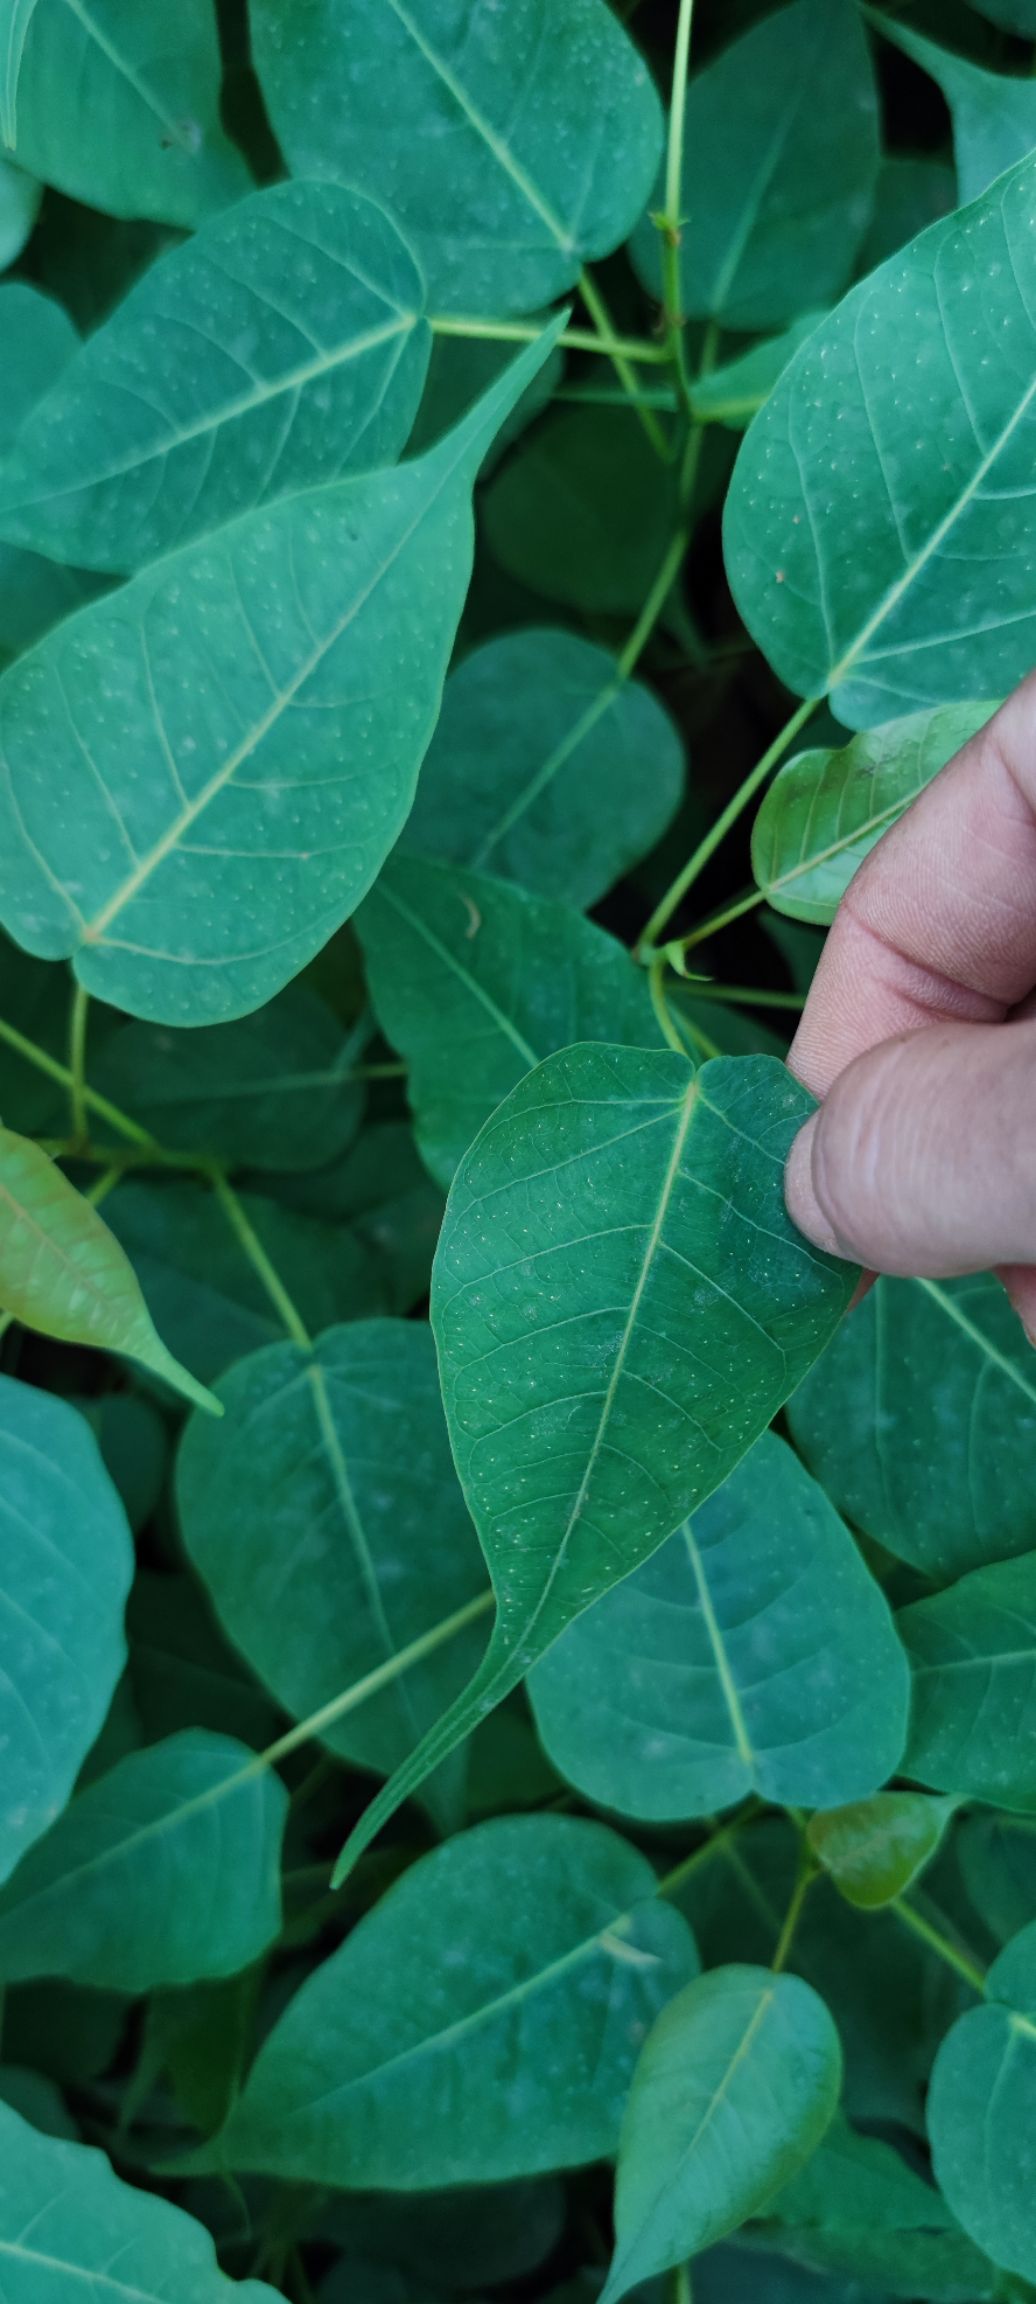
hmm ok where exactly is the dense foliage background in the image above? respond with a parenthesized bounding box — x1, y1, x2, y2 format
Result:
(3, 2, 1036, 2301)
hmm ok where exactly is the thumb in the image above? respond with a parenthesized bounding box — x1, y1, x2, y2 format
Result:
(785, 1017, 1036, 1278)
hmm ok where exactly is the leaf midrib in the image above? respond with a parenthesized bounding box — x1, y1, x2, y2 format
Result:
(373, 871, 538, 1069)
(305, 1357, 426, 1755)
(384, 0, 574, 255)
(683, 1522, 755, 1773)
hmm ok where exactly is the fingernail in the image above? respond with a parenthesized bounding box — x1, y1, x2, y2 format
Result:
(785, 1112, 843, 1257)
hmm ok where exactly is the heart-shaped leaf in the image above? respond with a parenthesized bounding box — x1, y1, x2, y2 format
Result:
(876, 19, 1036, 205)
(249, 0, 661, 313)
(0, 181, 431, 573)
(726, 155, 1036, 725)
(0, 1378, 133, 1884)
(333, 1044, 855, 1879)
(214, 1816, 697, 2188)
(929, 1923, 1036, 2282)
(807, 1794, 957, 1911)
(0, 325, 561, 1026)
(899, 1553, 1036, 1812)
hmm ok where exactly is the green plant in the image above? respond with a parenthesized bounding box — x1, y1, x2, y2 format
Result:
(1, 2, 1036, 2300)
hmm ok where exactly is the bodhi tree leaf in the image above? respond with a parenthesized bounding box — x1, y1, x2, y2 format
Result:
(249, 0, 662, 314)
(0, 1379, 133, 1884)
(857, 156, 957, 275)
(750, 2115, 1000, 2301)
(899, 1553, 1036, 1812)
(0, 1127, 217, 1412)
(105, 1177, 386, 1386)
(482, 407, 675, 616)
(356, 854, 659, 1183)
(725, 155, 1036, 727)
(213, 1815, 697, 2187)
(0, 156, 38, 269)
(0, 1730, 287, 1990)
(0, 324, 561, 1028)
(177, 1322, 491, 1816)
(630, 0, 879, 332)
(875, 21, 1036, 207)
(601, 1966, 843, 2303)
(929, 1922, 1036, 2282)
(0, 283, 77, 450)
(0, 0, 250, 227)
(0, 2099, 279, 2304)
(806, 1794, 957, 1911)
(402, 629, 685, 907)
(751, 703, 994, 925)
(788, 1273, 1036, 1580)
(332, 1046, 856, 1880)
(0, 182, 432, 574)
(93, 983, 366, 1173)
(958, 1813, 1036, 1948)
(529, 1432, 909, 1822)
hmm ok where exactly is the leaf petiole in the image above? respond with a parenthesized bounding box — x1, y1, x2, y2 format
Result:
(890, 1897, 987, 1995)
(209, 1169, 313, 1353)
(638, 694, 822, 956)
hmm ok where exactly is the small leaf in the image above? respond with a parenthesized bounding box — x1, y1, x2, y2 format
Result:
(0, 2098, 280, 2304)
(0, 325, 561, 1026)
(602, 1965, 843, 2302)
(929, 1922, 1036, 2282)
(530, 1431, 909, 1821)
(788, 1272, 1036, 1579)
(483, 406, 676, 616)
(0, 1730, 287, 1990)
(876, 20, 1036, 205)
(0, 1378, 133, 1883)
(105, 1178, 387, 1386)
(177, 1322, 490, 1819)
(249, 0, 662, 313)
(807, 1794, 957, 1910)
(752, 703, 995, 925)
(630, 0, 879, 330)
(899, 1552, 1036, 1811)
(726, 155, 1036, 725)
(356, 855, 660, 1183)
(215, 1815, 697, 2187)
(93, 983, 366, 1173)
(403, 628, 685, 907)
(0, 1128, 217, 1412)
(334, 1046, 855, 1878)
(0, 0, 251, 227)
(0, 181, 431, 573)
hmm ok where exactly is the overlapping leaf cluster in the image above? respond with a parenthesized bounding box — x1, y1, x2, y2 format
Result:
(1, 4, 1036, 2302)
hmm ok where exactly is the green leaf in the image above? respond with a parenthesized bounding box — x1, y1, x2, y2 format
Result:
(0, 182, 431, 574)
(128, 1571, 282, 1751)
(0, 1128, 217, 1412)
(356, 855, 660, 1183)
(787, 1273, 1036, 1579)
(482, 407, 676, 616)
(0, 1730, 286, 1990)
(725, 155, 1036, 726)
(249, 0, 662, 313)
(272, 1119, 445, 1315)
(319, 2180, 565, 2296)
(529, 1431, 909, 1821)
(402, 628, 685, 907)
(177, 1321, 490, 1815)
(602, 1966, 843, 2302)
(958, 1812, 1036, 1948)
(751, 2115, 1002, 2302)
(857, 155, 957, 274)
(334, 1046, 856, 1879)
(0, 2098, 279, 2304)
(876, 20, 1036, 205)
(0, 282, 77, 452)
(0, 0, 251, 226)
(0, 1378, 132, 1883)
(105, 1178, 387, 1386)
(0, 156, 38, 269)
(806, 1794, 957, 1910)
(0, 325, 561, 1027)
(630, 0, 879, 331)
(214, 1815, 697, 2187)
(689, 316, 825, 433)
(968, 0, 1036, 29)
(899, 1552, 1036, 1811)
(92, 983, 366, 1173)
(929, 1922, 1036, 2282)
(751, 703, 994, 924)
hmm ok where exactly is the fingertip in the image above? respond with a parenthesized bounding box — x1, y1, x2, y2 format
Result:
(785, 1110, 843, 1258)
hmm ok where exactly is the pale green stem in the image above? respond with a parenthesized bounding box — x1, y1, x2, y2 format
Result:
(617, 525, 691, 680)
(691, 982, 806, 1012)
(671, 2265, 692, 2304)
(655, 1809, 758, 1901)
(890, 1898, 987, 1995)
(648, 955, 689, 1056)
(68, 983, 90, 1147)
(255, 1589, 494, 1773)
(772, 1856, 815, 1974)
(578, 268, 671, 459)
(638, 694, 821, 955)
(209, 1169, 312, 1352)
(0, 1013, 153, 1149)
(675, 886, 769, 954)
(428, 311, 670, 365)
(554, 382, 678, 413)
(659, 0, 698, 418)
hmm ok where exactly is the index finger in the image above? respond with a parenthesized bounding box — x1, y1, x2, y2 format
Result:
(788, 672, 1036, 1097)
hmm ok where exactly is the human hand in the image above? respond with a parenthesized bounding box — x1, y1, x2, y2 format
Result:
(784, 673, 1036, 1344)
